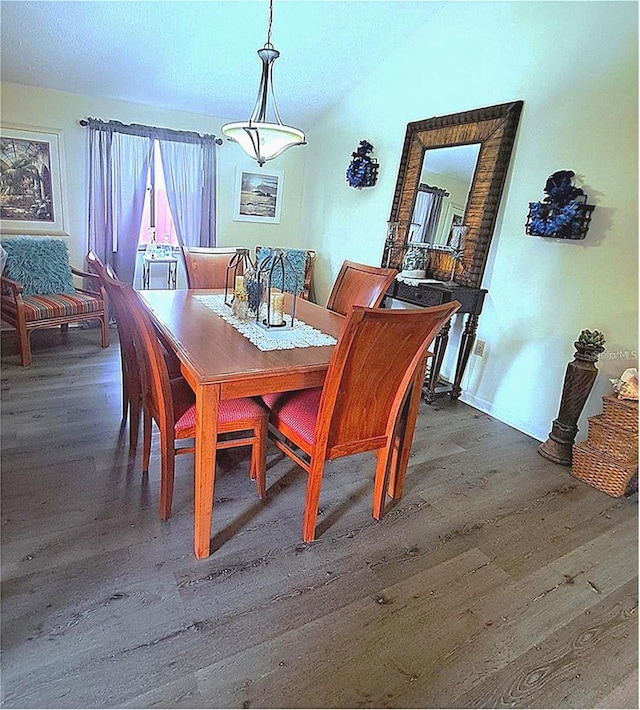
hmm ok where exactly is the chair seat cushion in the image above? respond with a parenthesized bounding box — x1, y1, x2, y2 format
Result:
(266, 387, 322, 446)
(1, 292, 104, 322)
(175, 397, 266, 434)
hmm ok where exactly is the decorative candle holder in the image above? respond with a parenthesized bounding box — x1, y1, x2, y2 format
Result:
(224, 248, 254, 307)
(256, 248, 297, 330)
(445, 224, 467, 285)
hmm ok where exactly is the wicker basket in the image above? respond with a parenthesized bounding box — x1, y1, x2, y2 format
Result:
(601, 395, 638, 432)
(572, 442, 638, 497)
(587, 415, 638, 463)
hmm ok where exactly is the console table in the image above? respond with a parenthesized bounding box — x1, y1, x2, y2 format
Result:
(385, 278, 487, 403)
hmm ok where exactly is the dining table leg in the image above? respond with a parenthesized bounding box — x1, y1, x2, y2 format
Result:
(194, 381, 220, 559)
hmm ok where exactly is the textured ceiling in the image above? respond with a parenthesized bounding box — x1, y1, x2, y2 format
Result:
(1, 1, 442, 127)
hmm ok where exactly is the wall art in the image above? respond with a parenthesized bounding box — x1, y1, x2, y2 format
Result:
(0, 125, 68, 235)
(233, 169, 283, 224)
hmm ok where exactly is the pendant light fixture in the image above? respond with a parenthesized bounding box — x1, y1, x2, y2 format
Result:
(222, 0, 306, 166)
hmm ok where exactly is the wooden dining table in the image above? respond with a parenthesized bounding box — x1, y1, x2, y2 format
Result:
(138, 289, 346, 558)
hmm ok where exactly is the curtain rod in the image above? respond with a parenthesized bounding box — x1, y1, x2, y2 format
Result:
(80, 118, 223, 145)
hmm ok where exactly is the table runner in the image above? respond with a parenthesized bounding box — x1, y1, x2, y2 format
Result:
(194, 294, 337, 351)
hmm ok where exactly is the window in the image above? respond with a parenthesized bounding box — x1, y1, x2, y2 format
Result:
(137, 140, 179, 249)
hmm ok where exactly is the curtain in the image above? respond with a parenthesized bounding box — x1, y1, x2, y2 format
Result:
(411, 185, 449, 244)
(157, 134, 217, 248)
(87, 124, 152, 285)
(411, 190, 433, 243)
(200, 137, 217, 247)
(111, 132, 153, 285)
(86, 118, 219, 283)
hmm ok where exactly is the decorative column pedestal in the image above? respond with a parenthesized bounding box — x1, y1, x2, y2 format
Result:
(538, 330, 605, 466)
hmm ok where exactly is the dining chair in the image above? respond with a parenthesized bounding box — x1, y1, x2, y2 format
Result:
(326, 260, 398, 317)
(111, 278, 268, 520)
(182, 246, 243, 289)
(264, 301, 460, 542)
(256, 246, 316, 301)
(86, 250, 182, 451)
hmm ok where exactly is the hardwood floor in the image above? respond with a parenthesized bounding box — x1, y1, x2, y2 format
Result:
(1, 326, 637, 709)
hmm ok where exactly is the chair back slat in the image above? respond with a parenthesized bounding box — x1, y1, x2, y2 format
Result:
(326, 261, 397, 316)
(182, 246, 240, 289)
(317, 302, 460, 457)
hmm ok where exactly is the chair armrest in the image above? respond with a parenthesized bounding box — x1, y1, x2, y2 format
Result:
(1, 275, 24, 297)
(71, 266, 101, 282)
(72, 266, 106, 299)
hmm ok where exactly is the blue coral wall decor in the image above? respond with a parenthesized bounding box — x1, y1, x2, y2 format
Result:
(525, 170, 595, 240)
(346, 140, 379, 189)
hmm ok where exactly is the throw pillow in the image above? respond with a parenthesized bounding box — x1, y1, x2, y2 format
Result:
(2, 237, 75, 295)
(256, 247, 307, 295)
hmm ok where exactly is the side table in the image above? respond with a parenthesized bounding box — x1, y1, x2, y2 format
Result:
(142, 254, 178, 290)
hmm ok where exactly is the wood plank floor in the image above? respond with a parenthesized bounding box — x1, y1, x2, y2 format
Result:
(1, 326, 637, 709)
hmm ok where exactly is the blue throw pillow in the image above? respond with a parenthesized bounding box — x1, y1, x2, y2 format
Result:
(256, 247, 307, 295)
(2, 237, 75, 295)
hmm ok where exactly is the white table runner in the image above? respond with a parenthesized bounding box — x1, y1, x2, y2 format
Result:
(194, 294, 337, 352)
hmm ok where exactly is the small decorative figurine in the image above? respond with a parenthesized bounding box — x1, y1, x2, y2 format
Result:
(526, 169, 595, 240)
(346, 140, 379, 189)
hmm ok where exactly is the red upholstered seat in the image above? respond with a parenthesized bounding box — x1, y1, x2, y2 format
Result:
(176, 397, 270, 433)
(267, 388, 322, 446)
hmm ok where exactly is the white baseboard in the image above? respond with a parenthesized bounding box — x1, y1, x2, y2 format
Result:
(459, 391, 546, 443)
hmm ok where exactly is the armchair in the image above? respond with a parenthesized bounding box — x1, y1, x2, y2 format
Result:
(0, 237, 109, 366)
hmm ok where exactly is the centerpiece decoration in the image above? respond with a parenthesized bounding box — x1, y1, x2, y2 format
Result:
(256, 248, 298, 330)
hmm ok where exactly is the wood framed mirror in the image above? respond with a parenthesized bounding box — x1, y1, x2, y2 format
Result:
(383, 101, 523, 288)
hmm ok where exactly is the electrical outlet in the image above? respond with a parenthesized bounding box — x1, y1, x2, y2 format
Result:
(474, 339, 486, 357)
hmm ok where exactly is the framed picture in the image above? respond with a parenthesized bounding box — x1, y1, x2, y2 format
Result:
(232, 169, 283, 224)
(0, 125, 68, 235)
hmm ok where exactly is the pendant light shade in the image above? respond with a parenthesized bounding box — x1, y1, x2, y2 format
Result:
(222, 3, 305, 166)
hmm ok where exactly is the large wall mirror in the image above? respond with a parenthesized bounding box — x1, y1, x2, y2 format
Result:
(384, 101, 523, 288)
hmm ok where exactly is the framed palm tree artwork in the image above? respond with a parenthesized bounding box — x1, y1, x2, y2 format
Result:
(0, 125, 68, 235)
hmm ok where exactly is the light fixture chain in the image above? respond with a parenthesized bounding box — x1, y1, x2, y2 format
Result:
(267, 0, 273, 46)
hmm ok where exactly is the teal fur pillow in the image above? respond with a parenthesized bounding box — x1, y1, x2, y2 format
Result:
(2, 237, 75, 295)
(256, 247, 307, 295)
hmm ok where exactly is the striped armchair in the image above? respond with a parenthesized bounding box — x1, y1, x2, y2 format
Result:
(0, 237, 108, 366)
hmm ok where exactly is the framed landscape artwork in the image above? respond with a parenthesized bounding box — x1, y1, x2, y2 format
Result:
(0, 125, 68, 235)
(233, 169, 283, 224)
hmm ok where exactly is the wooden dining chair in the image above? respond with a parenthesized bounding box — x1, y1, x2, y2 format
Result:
(111, 279, 268, 520)
(87, 252, 183, 451)
(326, 260, 397, 316)
(182, 246, 243, 289)
(264, 301, 460, 542)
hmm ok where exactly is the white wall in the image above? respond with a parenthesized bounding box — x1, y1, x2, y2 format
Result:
(299, 1, 638, 441)
(0, 81, 307, 286)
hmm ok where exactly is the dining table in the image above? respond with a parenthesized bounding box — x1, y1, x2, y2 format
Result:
(139, 289, 346, 558)
(138, 289, 427, 559)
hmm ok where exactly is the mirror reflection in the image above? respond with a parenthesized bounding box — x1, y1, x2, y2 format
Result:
(410, 143, 481, 249)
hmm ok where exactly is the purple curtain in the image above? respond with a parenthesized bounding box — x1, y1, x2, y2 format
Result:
(87, 124, 152, 285)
